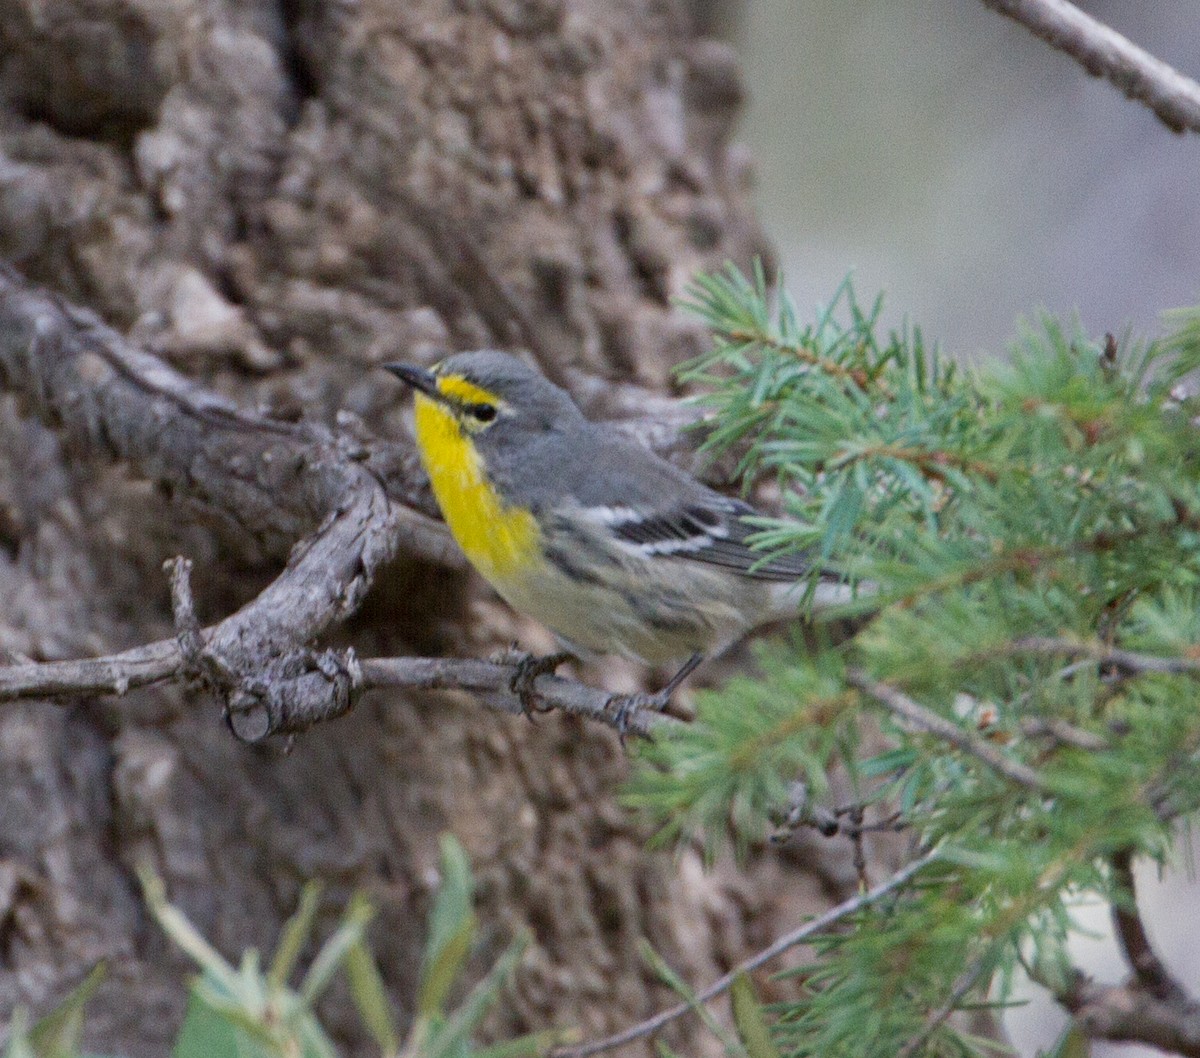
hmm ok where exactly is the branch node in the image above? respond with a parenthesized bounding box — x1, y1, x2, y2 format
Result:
(165, 556, 203, 669)
(223, 647, 363, 743)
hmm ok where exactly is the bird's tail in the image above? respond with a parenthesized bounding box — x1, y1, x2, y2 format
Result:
(767, 575, 874, 623)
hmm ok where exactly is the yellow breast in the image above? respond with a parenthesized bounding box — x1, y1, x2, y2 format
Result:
(413, 393, 539, 584)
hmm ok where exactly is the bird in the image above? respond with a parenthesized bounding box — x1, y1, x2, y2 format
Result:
(386, 351, 851, 714)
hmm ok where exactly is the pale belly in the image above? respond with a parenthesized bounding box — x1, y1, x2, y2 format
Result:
(490, 554, 772, 665)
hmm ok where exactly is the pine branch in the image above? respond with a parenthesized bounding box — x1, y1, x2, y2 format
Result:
(894, 950, 995, 1058)
(980, 0, 1200, 134)
(550, 849, 941, 1058)
(846, 669, 1048, 791)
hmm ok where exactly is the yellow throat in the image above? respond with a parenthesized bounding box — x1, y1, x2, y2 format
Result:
(412, 389, 539, 584)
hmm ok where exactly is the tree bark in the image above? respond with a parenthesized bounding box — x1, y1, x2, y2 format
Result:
(0, 1, 873, 1054)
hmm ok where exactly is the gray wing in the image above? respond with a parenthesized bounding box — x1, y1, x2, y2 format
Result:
(570, 430, 809, 581)
(600, 495, 810, 581)
(510, 424, 812, 581)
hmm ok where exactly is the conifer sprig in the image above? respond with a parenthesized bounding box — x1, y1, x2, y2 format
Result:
(627, 265, 1200, 1056)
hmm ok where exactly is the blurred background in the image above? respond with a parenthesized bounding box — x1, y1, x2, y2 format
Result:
(736, 1, 1200, 358)
(730, 3, 1200, 1053)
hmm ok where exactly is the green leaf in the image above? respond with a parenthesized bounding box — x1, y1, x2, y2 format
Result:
(171, 990, 252, 1058)
(268, 882, 322, 990)
(172, 985, 339, 1058)
(299, 893, 373, 1004)
(729, 974, 782, 1058)
(4, 1009, 36, 1058)
(417, 836, 477, 1018)
(137, 863, 239, 995)
(472, 1028, 569, 1058)
(26, 965, 106, 1058)
(637, 942, 740, 1055)
(422, 935, 529, 1058)
(344, 938, 398, 1055)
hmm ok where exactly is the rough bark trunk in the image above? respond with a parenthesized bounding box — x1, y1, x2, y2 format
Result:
(0, 1, 874, 1054)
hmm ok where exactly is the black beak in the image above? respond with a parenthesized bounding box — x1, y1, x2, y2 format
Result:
(384, 363, 440, 399)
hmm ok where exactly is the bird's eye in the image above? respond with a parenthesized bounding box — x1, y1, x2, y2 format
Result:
(470, 403, 497, 423)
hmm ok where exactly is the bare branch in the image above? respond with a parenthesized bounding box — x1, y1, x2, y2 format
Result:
(0, 621, 680, 739)
(1009, 636, 1200, 676)
(0, 266, 424, 733)
(1028, 867, 1200, 1058)
(551, 848, 941, 1058)
(846, 669, 1049, 791)
(1110, 848, 1189, 1004)
(1050, 971, 1200, 1056)
(361, 657, 676, 737)
(1019, 715, 1109, 751)
(980, 0, 1200, 134)
(0, 641, 179, 700)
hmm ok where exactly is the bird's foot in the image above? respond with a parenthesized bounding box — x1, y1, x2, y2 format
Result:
(501, 647, 578, 718)
(605, 690, 666, 740)
(607, 653, 706, 742)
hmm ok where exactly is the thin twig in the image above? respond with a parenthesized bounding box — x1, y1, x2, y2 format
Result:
(895, 949, 995, 1058)
(550, 849, 941, 1058)
(1009, 637, 1200, 676)
(980, 0, 1200, 134)
(846, 669, 1049, 792)
(0, 641, 180, 700)
(166, 557, 203, 668)
(1019, 715, 1108, 751)
(361, 657, 678, 738)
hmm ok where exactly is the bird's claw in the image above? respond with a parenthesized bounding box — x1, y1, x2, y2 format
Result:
(506, 649, 577, 719)
(605, 689, 668, 743)
(606, 654, 705, 744)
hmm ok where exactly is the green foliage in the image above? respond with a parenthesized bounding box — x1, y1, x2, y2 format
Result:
(3, 836, 553, 1058)
(730, 974, 783, 1058)
(628, 264, 1200, 1056)
(2, 966, 108, 1058)
(626, 641, 853, 854)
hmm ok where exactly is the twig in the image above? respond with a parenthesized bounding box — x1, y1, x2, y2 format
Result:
(980, 0, 1200, 134)
(550, 848, 941, 1058)
(1009, 637, 1200, 676)
(1110, 848, 1189, 1004)
(0, 641, 179, 700)
(895, 949, 995, 1058)
(360, 657, 677, 738)
(846, 669, 1049, 792)
(1019, 715, 1108, 751)
(846, 804, 869, 889)
(1038, 966, 1200, 1056)
(166, 557, 204, 669)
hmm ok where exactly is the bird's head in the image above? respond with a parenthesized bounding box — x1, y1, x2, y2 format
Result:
(385, 351, 584, 444)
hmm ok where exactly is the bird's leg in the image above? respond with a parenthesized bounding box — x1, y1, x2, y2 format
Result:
(608, 653, 705, 737)
(504, 648, 578, 718)
(661, 652, 706, 698)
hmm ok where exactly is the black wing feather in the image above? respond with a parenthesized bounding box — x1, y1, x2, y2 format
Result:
(609, 500, 809, 581)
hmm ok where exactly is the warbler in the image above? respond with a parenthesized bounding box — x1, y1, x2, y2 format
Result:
(387, 351, 849, 689)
